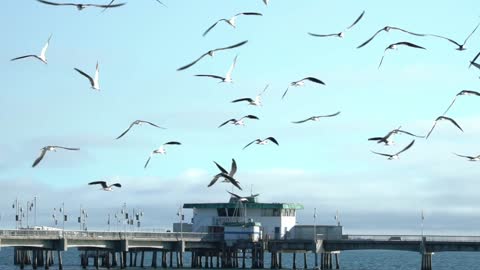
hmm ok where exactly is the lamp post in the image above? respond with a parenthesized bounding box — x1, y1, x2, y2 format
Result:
(12, 198, 19, 229)
(78, 206, 88, 231)
(313, 208, 317, 242)
(421, 210, 425, 237)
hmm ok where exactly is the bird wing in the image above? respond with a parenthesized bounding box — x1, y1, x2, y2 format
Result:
(213, 161, 228, 174)
(230, 158, 237, 177)
(453, 153, 475, 159)
(441, 116, 464, 132)
(259, 84, 269, 95)
(244, 115, 259, 120)
(463, 21, 480, 45)
(40, 35, 51, 58)
(144, 156, 152, 169)
(470, 61, 480, 70)
(88, 181, 107, 188)
(225, 55, 238, 80)
(390, 27, 425, 36)
(425, 120, 438, 139)
(94, 62, 99, 84)
(469, 52, 480, 68)
(319, 111, 341, 117)
(224, 174, 242, 190)
(154, 0, 167, 7)
(371, 151, 392, 158)
(212, 40, 248, 52)
(86, 3, 126, 8)
(394, 41, 426, 50)
(116, 122, 135, 139)
(74, 68, 94, 86)
(303, 77, 326, 85)
(177, 52, 210, 71)
(208, 174, 221, 187)
(368, 137, 384, 141)
(460, 90, 480, 96)
(227, 191, 242, 199)
(357, 28, 384, 48)
(140, 120, 166, 129)
(32, 148, 48, 168)
(243, 139, 259, 150)
(218, 119, 234, 128)
(378, 51, 387, 69)
(235, 12, 263, 17)
(231, 98, 254, 103)
(308, 33, 339, 38)
(442, 96, 458, 116)
(395, 140, 415, 156)
(292, 117, 313, 124)
(202, 20, 223, 37)
(164, 141, 181, 145)
(111, 183, 122, 188)
(195, 74, 225, 81)
(395, 129, 425, 138)
(346, 10, 365, 30)
(266, 137, 279, 145)
(52, 146, 80, 151)
(281, 87, 290, 99)
(10, 55, 38, 62)
(427, 34, 461, 47)
(36, 0, 76, 6)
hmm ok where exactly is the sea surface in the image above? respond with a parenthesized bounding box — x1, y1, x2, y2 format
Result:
(0, 248, 478, 270)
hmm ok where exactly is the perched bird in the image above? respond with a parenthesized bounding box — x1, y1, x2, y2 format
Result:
(292, 111, 340, 124)
(309, 11, 365, 38)
(243, 137, 279, 150)
(208, 159, 242, 190)
(368, 126, 424, 145)
(116, 120, 166, 140)
(378, 42, 426, 69)
(11, 35, 51, 64)
(144, 141, 181, 169)
(426, 116, 463, 139)
(177, 40, 248, 71)
(231, 84, 269, 107)
(74, 62, 100, 90)
(443, 90, 480, 115)
(428, 22, 480, 51)
(282, 77, 326, 99)
(195, 55, 237, 83)
(218, 115, 259, 128)
(36, 0, 125, 10)
(453, 153, 480, 161)
(357, 26, 425, 49)
(32, 146, 80, 168)
(203, 12, 263, 37)
(371, 140, 415, 160)
(88, 181, 122, 191)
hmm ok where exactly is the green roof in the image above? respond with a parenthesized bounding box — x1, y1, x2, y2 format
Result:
(183, 202, 304, 210)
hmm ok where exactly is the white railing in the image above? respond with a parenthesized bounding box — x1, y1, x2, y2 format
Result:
(344, 234, 480, 242)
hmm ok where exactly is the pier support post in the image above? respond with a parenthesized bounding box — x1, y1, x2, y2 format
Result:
(140, 250, 145, 268)
(304, 253, 307, 269)
(334, 253, 340, 269)
(292, 252, 296, 270)
(421, 253, 433, 270)
(58, 251, 63, 270)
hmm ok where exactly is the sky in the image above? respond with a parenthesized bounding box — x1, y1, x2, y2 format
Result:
(1, 0, 480, 234)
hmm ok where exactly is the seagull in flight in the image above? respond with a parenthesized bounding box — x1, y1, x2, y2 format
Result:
(453, 153, 480, 161)
(74, 62, 100, 90)
(116, 120, 166, 140)
(428, 22, 480, 51)
(292, 111, 340, 124)
(11, 35, 52, 64)
(368, 126, 424, 145)
(195, 55, 238, 83)
(203, 12, 263, 37)
(36, 0, 125, 10)
(231, 84, 269, 107)
(144, 141, 181, 169)
(378, 42, 426, 69)
(309, 11, 365, 38)
(243, 137, 279, 150)
(208, 159, 242, 190)
(88, 181, 122, 191)
(426, 116, 463, 139)
(32, 146, 80, 168)
(282, 77, 326, 99)
(371, 140, 415, 160)
(227, 191, 259, 202)
(177, 40, 248, 71)
(443, 90, 480, 115)
(218, 115, 259, 128)
(357, 26, 425, 49)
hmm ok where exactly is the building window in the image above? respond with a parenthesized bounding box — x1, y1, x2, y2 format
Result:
(281, 209, 296, 217)
(217, 208, 241, 217)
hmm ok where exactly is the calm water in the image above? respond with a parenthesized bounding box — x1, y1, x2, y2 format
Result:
(0, 248, 478, 270)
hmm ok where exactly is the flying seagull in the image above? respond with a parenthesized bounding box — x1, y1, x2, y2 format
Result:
(218, 115, 259, 128)
(368, 126, 424, 145)
(144, 141, 181, 169)
(88, 181, 122, 191)
(36, 0, 125, 10)
(357, 26, 425, 49)
(371, 140, 415, 160)
(227, 191, 259, 201)
(177, 40, 248, 71)
(243, 137, 279, 150)
(74, 62, 100, 90)
(428, 22, 480, 51)
(309, 10, 365, 38)
(426, 116, 463, 139)
(443, 90, 480, 115)
(203, 12, 263, 37)
(231, 84, 269, 107)
(116, 120, 166, 140)
(378, 42, 426, 69)
(453, 153, 480, 161)
(282, 77, 326, 99)
(32, 146, 80, 168)
(208, 159, 242, 190)
(195, 55, 238, 83)
(11, 35, 51, 64)
(292, 111, 340, 124)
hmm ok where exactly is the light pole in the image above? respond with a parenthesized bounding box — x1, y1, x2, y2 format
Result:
(313, 208, 317, 243)
(421, 210, 425, 237)
(177, 206, 184, 240)
(33, 196, 37, 227)
(12, 198, 19, 229)
(107, 213, 111, 232)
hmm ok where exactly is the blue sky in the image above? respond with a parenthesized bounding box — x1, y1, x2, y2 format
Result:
(1, 0, 480, 233)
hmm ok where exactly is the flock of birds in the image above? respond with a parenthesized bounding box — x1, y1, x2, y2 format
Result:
(9, 1, 480, 197)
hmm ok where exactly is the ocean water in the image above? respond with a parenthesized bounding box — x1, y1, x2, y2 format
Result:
(0, 248, 478, 270)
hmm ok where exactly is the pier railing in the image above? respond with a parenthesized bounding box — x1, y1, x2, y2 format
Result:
(344, 234, 480, 242)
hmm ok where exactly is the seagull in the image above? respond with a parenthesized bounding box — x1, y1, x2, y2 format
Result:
(218, 115, 259, 128)
(88, 181, 122, 191)
(32, 146, 80, 168)
(357, 26, 426, 49)
(371, 140, 415, 160)
(144, 141, 181, 169)
(231, 84, 269, 106)
(227, 191, 259, 202)
(428, 22, 480, 51)
(368, 126, 424, 145)
(203, 12, 263, 37)
(453, 153, 480, 161)
(195, 55, 237, 83)
(74, 62, 100, 90)
(36, 0, 125, 10)
(208, 159, 242, 190)
(292, 111, 340, 124)
(11, 35, 51, 64)
(243, 137, 279, 150)
(282, 77, 326, 99)
(177, 40, 248, 71)
(308, 11, 365, 38)
(443, 90, 480, 115)
(426, 116, 463, 139)
(116, 120, 166, 140)
(378, 42, 426, 69)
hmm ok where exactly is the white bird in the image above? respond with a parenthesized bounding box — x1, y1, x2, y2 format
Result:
(428, 22, 480, 51)
(116, 120, 166, 139)
(243, 137, 279, 150)
(11, 35, 52, 64)
(282, 77, 326, 99)
(368, 126, 424, 145)
(453, 153, 480, 161)
(309, 11, 365, 38)
(426, 116, 463, 139)
(378, 41, 426, 69)
(32, 146, 80, 168)
(88, 181, 122, 191)
(371, 140, 415, 160)
(195, 55, 238, 83)
(357, 26, 426, 49)
(144, 141, 181, 169)
(203, 12, 263, 37)
(231, 84, 269, 106)
(208, 159, 242, 190)
(74, 62, 100, 90)
(443, 90, 480, 115)
(218, 115, 259, 128)
(36, 0, 125, 10)
(292, 111, 340, 124)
